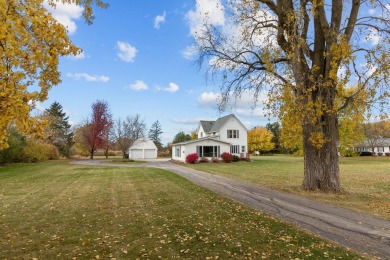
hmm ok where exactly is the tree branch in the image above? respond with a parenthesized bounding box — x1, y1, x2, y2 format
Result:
(255, 0, 278, 14)
(344, 0, 360, 42)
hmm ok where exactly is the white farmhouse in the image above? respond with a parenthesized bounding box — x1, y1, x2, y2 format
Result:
(172, 114, 248, 162)
(354, 138, 390, 155)
(129, 138, 158, 159)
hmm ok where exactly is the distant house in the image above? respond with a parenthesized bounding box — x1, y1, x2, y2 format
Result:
(354, 138, 390, 155)
(129, 138, 158, 159)
(172, 114, 248, 162)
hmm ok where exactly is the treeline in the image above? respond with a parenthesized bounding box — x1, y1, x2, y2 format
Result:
(247, 120, 390, 157)
(0, 100, 166, 163)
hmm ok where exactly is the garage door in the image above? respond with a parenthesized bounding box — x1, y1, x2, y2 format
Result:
(144, 149, 156, 159)
(130, 149, 143, 159)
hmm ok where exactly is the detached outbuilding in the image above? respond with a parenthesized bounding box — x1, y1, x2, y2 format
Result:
(129, 138, 158, 159)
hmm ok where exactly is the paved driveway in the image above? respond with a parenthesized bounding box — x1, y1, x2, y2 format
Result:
(71, 159, 390, 259)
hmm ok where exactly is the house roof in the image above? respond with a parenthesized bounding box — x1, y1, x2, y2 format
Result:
(199, 114, 248, 134)
(199, 120, 215, 133)
(357, 138, 390, 147)
(130, 138, 157, 150)
(173, 136, 231, 146)
(210, 114, 234, 132)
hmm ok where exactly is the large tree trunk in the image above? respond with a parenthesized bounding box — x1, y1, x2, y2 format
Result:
(302, 113, 342, 192)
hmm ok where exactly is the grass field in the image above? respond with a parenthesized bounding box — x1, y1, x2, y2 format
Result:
(187, 155, 390, 220)
(0, 161, 362, 259)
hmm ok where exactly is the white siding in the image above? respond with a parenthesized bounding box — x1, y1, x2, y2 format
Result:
(144, 149, 157, 159)
(130, 149, 143, 159)
(172, 145, 186, 161)
(129, 138, 158, 159)
(197, 125, 205, 139)
(185, 140, 230, 158)
(172, 140, 230, 162)
(218, 117, 248, 155)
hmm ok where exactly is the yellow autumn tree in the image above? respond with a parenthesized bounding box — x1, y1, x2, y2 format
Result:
(248, 127, 275, 154)
(0, 0, 107, 149)
(190, 130, 198, 140)
(337, 86, 367, 156)
(195, 0, 390, 192)
(280, 85, 367, 157)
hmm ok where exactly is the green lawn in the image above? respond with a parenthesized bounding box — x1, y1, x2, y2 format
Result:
(0, 161, 362, 259)
(187, 155, 390, 220)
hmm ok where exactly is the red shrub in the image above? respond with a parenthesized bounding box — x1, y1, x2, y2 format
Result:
(186, 153, 199, 164)
(221, 152, 233, 163)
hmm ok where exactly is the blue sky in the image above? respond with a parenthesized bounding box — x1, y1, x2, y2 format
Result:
(38, 1, 385, 145)
(39, 0, 270, 145)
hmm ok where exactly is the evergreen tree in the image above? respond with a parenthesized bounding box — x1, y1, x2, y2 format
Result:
(45, 102, 74, 158)
(266, 122, 281, 153)
(148, 120, 163, 150)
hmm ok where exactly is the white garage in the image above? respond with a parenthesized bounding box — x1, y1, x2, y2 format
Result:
(129, 138, 158, 159)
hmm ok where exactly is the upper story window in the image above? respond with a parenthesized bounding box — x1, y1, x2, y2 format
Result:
(227, 130, 239, 138)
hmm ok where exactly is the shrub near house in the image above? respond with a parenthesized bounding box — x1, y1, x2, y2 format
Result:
(221, 152, 233, 163)
(186, 153, 198, 164)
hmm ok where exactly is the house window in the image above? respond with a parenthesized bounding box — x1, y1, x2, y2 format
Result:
(241, 146, 246, 153)
(197, 146, 220, 157)
(230, 145, 240, 154)
(227, 130, 239, 138)
(378, 147, 384, 152)
(175, 146, 181, 157)
(200, 132, 203, 138)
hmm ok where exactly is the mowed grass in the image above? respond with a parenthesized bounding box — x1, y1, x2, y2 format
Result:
(0, 162, 362, 259)
(187, 155, 390, 220)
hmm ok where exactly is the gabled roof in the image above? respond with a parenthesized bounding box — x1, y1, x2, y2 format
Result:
(130, 138, 157, 149)
(199, 120, 215, 133)
(357, 138, 390, 147)
(172, 136, 231, 146)
(200, 114, 248, 133)
(210, 114, 234, 132)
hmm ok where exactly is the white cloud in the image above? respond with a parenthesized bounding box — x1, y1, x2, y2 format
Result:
(69, 50, 85, 60)
(197, 91, 268, 119)
(129, 80, 148, 91)
(34, 102, 46, 113)
(170, 118, 201, 124)
(42, 0, 83, 35)
(186, 0, 225, 37)
(198, 92, 221, 109)
(63, 108, 72, 116)
(337, 66, 347, 79)
(365, 28, 381, 46)
(186, 1, 277, 69)
(67, 72, 110, 82)
(158, 82, 180, 93)
(360, 63, 378, 78)
(154, 11, 166, 29)
(117, 41, 137, 63)
(182, 45, 198, 60)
